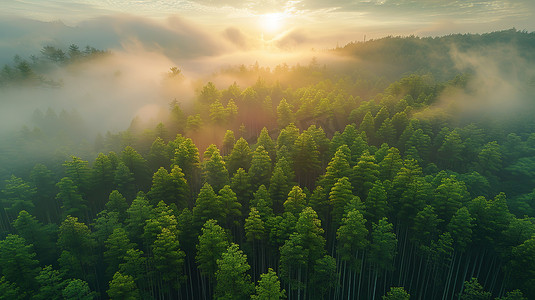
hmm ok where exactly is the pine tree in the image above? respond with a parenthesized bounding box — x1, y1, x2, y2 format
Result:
(193, 183, 224, 228)
(283, 186, 307, 216)
(0, 234, 39, 291)
(203, 146, 230, 192)
(226, 138, 252, 176)
(56, 177, 87, 220)
(215, 243, 254, 300)
(249, 146, 272, 190)
(196, 220, 229, 278)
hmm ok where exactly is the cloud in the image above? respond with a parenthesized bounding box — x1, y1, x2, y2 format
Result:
(0, 14, 232, 65)
(222, 27, 252, 50)
(415, 44, 535, 123)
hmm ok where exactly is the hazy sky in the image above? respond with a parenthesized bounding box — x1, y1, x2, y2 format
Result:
(2, 1, 535, 37)
(1, 1, 535, 64)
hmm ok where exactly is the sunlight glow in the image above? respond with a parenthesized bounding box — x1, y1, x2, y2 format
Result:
(259, 13, 285, 33)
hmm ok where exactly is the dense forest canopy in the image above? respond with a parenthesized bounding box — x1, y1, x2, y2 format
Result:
(1, 29, 535, 299)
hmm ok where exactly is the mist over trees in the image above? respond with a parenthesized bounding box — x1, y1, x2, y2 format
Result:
(1, 29, 535, 299)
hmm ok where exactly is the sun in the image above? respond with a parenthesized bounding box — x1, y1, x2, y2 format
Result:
(259, 13, 285, 33)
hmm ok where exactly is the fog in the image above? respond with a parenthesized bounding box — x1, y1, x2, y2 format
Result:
(1, 13, 534, 176)
(1, 14, 368, 138)
(414, 44, 535, 127)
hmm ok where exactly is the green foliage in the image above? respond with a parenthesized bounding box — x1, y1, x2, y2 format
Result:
(196, 220, 229, 278)
(252, 268, 286, 300)
(382, 287, 410, 300)
(249, 145, 272, 190)
(107, 272, 141, 300)
(203, 145, 230, 192)
(62, 279, 96, 300)
(0, 234, 39, 290)
(369, 218, 398, 272)
(460, 278, 491, 300)
(215, 243, 254, 300)
(337, 209, 369, 268)
(1, 175, 36, 218)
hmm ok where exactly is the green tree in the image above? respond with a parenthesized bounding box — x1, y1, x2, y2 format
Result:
(152, 227, 186, 289)
(125, 194, 154, 246)
(277, 124, 300, 154)
(63, 156, 91, 198)
(251, 185, 274, 220)
(0, 276, 22, 299)
(196, 220, 229, 278)
(226, 138, 252, 175)
(337, 209, 369, 268)
(57, 216, 96, 280)
(476, 141, 501, 177)
(383, 287, 410, 300)
(279, 207, 326, 297)
(62, 279, 96, 300)
(509, 236, 535, 298)
(0, 234, 39, 290)
(369, 218, 398, 285)
(107, 272, 141, 300)
(30, 163, 58, 223)
(277, 99, 294, 129)
(329, 177, 354, 231)
(379, 147, 403, 181)
(114, 162, 135, 200)
(148, 137, 171, 172)
(105, 190, 129, 222)
(118, 249, 148, 288)
(56, 177, 87, 220)
(230, 168, 252, 214)
(309, 255, 337, 298)
(365, 181, 389, 224)
(12, 210, 56, 265)
(193, 183, 224, 228)
(460, 278, 491, 300)
(210, 99, 227, 124)
(433, 176, 469, 223)
(269, 157, 294, 212)
(251, 268, 286, 300)
(218, 185, 242, 230)
(199, 81, 221, 103)
(319, 145, 351, 193)
(33, 265, 67, 300)
(203, 146, 230, 192)
(447, 206, 473, 252)
(121, 146, 150, 192)
(222, 130, 235, 156)
(359, 111, 375, 141)
(104, 227, 134, 277)
(255, 127, 276, 161)
(249, 146, 272, 190)
(1, 175, 36, 219)
(173, 138, 201, 195)
(293, 131, 321, 188)
(283, 186, 307, 215)
(351, 151, 379, 199)
(437, 129, 464, 169)
(215, 243, 254, 300)
(148, 166, 189, 209)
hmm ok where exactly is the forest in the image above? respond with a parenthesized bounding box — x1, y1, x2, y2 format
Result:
(1, 29, 535, 299)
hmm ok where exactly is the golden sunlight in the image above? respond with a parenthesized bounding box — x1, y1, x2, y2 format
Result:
(259, 13, 285, 33)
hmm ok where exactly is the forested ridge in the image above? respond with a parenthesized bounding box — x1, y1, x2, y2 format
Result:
(1, 29, 535, 299)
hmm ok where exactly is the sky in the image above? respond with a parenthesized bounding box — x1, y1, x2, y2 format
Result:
(1, 0, 534, 60)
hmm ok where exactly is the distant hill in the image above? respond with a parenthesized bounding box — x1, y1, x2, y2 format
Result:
(334, 29, 535, 80)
